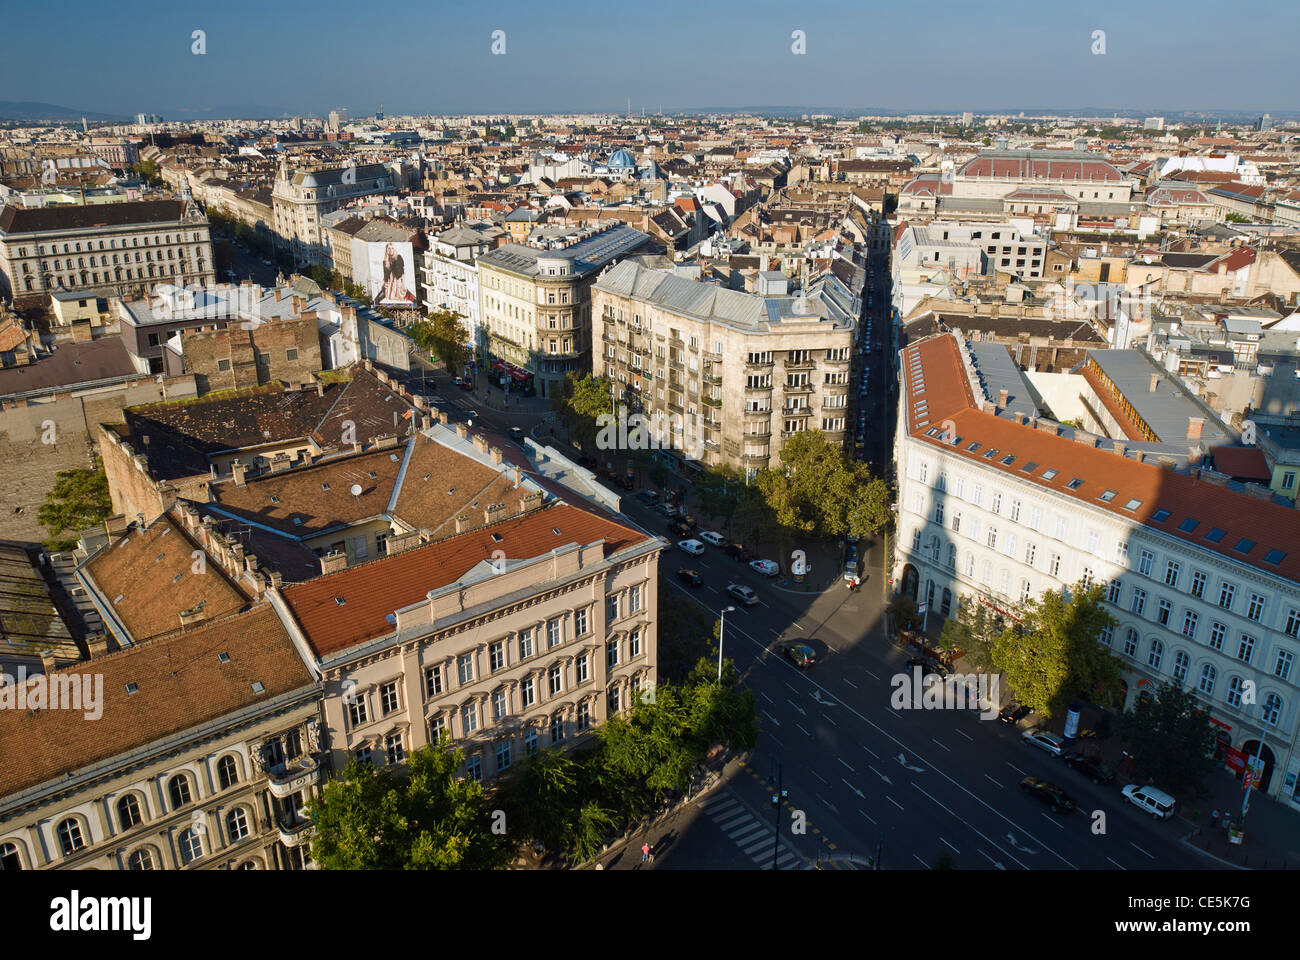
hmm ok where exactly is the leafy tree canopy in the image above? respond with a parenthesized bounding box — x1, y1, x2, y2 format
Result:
(1118, 681, 1219, 796)
(38, 465, 112, 552)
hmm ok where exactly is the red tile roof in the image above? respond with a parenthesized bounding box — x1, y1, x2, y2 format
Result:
(280, 503, 650, 658)
(1209, 446, 1270, 481)
(905, 335, 1300, 583)
(959, 155, 1124, 182)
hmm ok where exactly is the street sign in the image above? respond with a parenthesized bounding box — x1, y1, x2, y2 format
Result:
(917, 602, 928, 614)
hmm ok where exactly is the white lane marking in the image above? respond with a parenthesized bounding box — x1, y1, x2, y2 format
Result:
(860, 809, 877, 825)
(796, 723, 811, 737)
(978, 849, 1007, 870)
(768, 733, 785, 748)
(844, 678, 858, 689)
(824, 714, 838, 727)
(912, 854, 928, 868)
(862, 668, 880, 680)
(770, 628, 782, 637)
(886, 795, 904, 811)
(1129, 842, 1154, 860)
(1041, 813, 1064, 829)
(862, 744, 879, 759)
(983, 774, 1002, 788)
(911, 784, 1027, 869)
(1006, 762, 1027, 776)
(940, 836, 960, 854)
(839, 757, 854, 772)
(931, 738, 950, 752)
(810, 770, 828, 784)
(1107, 856, 1127, 870)
(761, 710, 780, 726)
(955, 729, 974, 741)
(757, 690, 774, 703)
(705, 586, 720, 594)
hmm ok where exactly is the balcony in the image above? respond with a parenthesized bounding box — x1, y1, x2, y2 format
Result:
(824, 354, 851, 366)
(703, 396, 721, 408)
(782, 405, 813, 417)
(741, 451, 770, 463)
(783, 381, 814, 395)
(744, 358, 775, 370)
(703, 373, 723, 385)
(267, 756, 322, 799)
(744, 407, 771, 420)
(744, 382, 773, 394)
(668, 402, 684, 415)
(745, 428, 772, 439)
(784, 358, 816, 371)
(277, 815, 313, 848)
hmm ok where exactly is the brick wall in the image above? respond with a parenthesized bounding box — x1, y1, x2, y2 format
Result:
(182, 316, 322, 393)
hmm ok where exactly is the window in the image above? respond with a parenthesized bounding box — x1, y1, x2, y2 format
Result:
(385, 732, 405, 764)
(1048, 553, 1061, 578)
(576, 653, 589, 683)
(217, 359, 230, 372)
(425, 665, 443, 697)
(227, 808, 250, 842)
(547, 618, 563, 648)
(951, 512, 961, 534)
(1218, 582, 1235, 610)
(461, 702, 478, 734)
(178, 828, 204, 866)
(57, 819, 85, 856)
(1114, 541, 1129, 565)
(518, 629, 534, 660)
(575, 608, 589, 636)
(1287, 609, 1300, 639)
(1025, 543, 1037, 568)
(1236, 635, 1255, 664)
(1164, 561, 1180, 588)
(971, 484, 983, 507)
(217, 755, 238, 790)
(1107, 580, 1122, 604)
(521, 676, 535, 707)
(1138, 551, 1154, 577)
(550, 712, 566, 744)
(1010, 500, 1022, 523)
(1264, 693, 1283, 726)
(1052, 516, 1067, 541)
(1277, 650, 1295, 682)
(577, 700, 591, 732)
(1123, 629, 1139, 658)
(458, 653, 475, 685)
(607, 639, 620, 670)
(286, 348, 298, 362)
(429, 714, 446, 743)
(991, 492, 1002, 514)
(606, 595, 619, 622)
(1173, 651, 1190, 684)
(630, 584, 642, 613)
(1190, 570, 1207, 599)
(1081, 567, 1094, 589)
(1226, 676, 1244, 708)
(490, 641, 505, 672)
(607, 686, 621, 715)
(1099, 624, 1114, 646)
(466, 755, 482, 782)
(355, 746, 373, 765)
(986, 528, 998, 549)
(118, 794, 143, 829)
(1148, 639, 1164, 670)
(381, 681, 400, 715)
(549, 664, 563, 696)
(496, 740, 512, 772)
(1020, 579, 1032, 601)
(1131, 588, 1146, 616)
(1209, 621, 1226, 651)
(1086, 530, 1100, 555)
(493, 688, 508, 721)
(1028, 506, 1043, 530)
(934, 502, 945, 525)
(1247, 593, 1266, 622)
(168, 775, 192, 809)
(1182, 610, 1199, 639)
(127, 848, 155, 871)
(1157, 598, 1172, 626)
(524, 729, 539, 756)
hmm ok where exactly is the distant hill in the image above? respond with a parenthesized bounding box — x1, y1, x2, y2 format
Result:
(0, 101, 127, 123)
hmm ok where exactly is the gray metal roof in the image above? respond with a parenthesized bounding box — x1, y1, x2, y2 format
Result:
(1088, 348, 1230, 447)
(967, 340, 1037, 419)
(478, 222, 649, 278)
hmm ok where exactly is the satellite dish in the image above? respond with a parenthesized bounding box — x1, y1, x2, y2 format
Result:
(350, 484, 363, 497)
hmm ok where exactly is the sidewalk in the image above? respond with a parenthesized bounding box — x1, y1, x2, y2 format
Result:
(1176, 767, 1300, 869)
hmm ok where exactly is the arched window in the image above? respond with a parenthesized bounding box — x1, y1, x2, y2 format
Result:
(217, 755, 239, 790)
(1147, 639, 1164, 671)
(57, 819, 85, 856)
(946, 544, 956, 570)
(1123, 628, 1139, 658)
(1172, 650, 1190, 684)
(1226, 675, 1244, 707)
(168, 774, 193, 810)
(127, 847, 156, 871)
(178, 828, 204, 866)
(226, 807, 250, 842)
(1264, 693, 1283, 726)
(1198, 663, 1217, 696)
(0, 842, 22, 871)
(237, 859, 259, 870)
(117, 794, 142, 829)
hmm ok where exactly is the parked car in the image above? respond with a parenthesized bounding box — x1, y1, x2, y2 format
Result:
(677, 539, 705, 556)
(509, 426, 526, 445)
(458, 378, 474, 392)
(905, 655, 949, 679)
(843, 560, 859, 582)
(780, 641, 818, 668)
(1021, 729, 1067, 757)
(1121, 784, 1176, 820)
(658, 503, 681, 518)
(676, 568, 703, 587)
(1063, 752, 1115, 784)
(725, 543, 753, 563)
(998, 702, 1033, 725)
(451, 376, 464, 387)
(1019, 777, 1076, 813)
(749, 559, 780, 577)
(698, 531, 725, 547)
(668, 520, 694, 540)
(726, 583, 758, 606)
(637, 490, 660, 505)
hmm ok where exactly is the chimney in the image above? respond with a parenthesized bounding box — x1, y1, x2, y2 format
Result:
(1149, 373, 1160, 393)
(1187, 417, 1204, 440)
(178, 601, 208, 628)
(316, 380, 324, 397)
(998, 388, 1009, 407)
(291, 295, 305, 314)
(319, 551, 348, 575)
(439, 411, 450, 425)
(484, 502, 508, 525)
(519, 491, 545, 515)
(104, 514, 129, 536)
(1245, 483, 1274, 501)
(269, 454, 292, 473)
(269, 570, 283, 590)
(86, 633, 110, 659)
(40, 651, 61, 675)
(1113, 440, 1127, 458)
(1036, 420, 1059, 436)
(274, 288, 282, 302)
(472, 435, 489, 454)
(512, 467, 523, 486)
(231, 459, 247, 486)
(455, 423, 468, 439)
(489, 446, 503, 465)
(352, 441, 362, 454)
(1073, 431, 1096, 448)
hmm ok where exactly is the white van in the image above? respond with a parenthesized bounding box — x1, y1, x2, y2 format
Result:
(1121, 784, 1176, 820)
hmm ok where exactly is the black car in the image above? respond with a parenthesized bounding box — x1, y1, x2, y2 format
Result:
(1063, 752, 1115, 784)
(998, 702, 1033, 725)
(637, 489, 660, 505)
(1019, 777, 1076, 813)
(676, 568, 703, 587)
(724, 543, 752, 563)
(780, 642, 818, 668)
(905, 655, 949, 679)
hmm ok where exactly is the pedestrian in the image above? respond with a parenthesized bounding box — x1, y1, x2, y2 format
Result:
(1211, 808, 1220, 830)
(641, 842, 651, 863)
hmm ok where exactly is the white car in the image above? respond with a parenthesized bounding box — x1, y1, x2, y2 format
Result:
(726, 583, 758, 606)
(698, 531, 725, 547)
(1121, 784, 1176, 820)
(677, 539, 705, 556)
(1021, 729, 1067, 757)
(748, 558, 780, 577)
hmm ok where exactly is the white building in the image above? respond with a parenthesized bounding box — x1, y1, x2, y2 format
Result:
(894, 331, 1300, 809)
(420, 223, 502, 359)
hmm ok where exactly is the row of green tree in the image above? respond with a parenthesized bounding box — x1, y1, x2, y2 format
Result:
(306, 656, 758, 868)
(407, 309, 470, 374)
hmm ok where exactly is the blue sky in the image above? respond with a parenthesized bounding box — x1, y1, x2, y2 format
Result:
(3, 0, 1298, 117)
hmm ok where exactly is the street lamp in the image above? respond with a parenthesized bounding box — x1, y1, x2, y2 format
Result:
(1238, 703, 1273, 835)
(770, 763, 787, 870)
(718, 606, 736, 682)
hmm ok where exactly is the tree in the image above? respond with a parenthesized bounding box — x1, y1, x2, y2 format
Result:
(551, 373, 614, 454)
(991, 582, 1122, 718)
(409, 309, 469, 373)
(940, 597, 1001, 671)
(307, 741, 511, 869)
(887, 594, 920, 632)
(756, 431, 893, 542)
(493, 747, 583, 856)
(1118, 681, 1218, 796)
(38, 465, 113, 551)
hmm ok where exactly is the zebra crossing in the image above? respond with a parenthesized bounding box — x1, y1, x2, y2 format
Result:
(700, 790, 804, 870)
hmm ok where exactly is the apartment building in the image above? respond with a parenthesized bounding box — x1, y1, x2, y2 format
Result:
(0, 197, 215, 304)
(271, 159, 399, 266)
(894, 331, 1300, 808)
(477, 220, 651, 399)
(0, 603, 324, 871)
(421, 222, 504, 361)
(591, 260, 858, 476)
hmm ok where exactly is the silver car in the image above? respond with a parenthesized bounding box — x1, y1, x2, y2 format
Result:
(1021, 729, 1067, 757)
